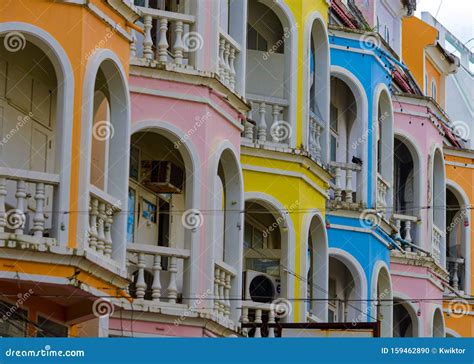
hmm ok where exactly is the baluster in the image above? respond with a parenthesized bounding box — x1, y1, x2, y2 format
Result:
(254, 309, 262, 338)
(88, 198, 98, 250)
(157, 17, 169, 62)
(218, 38, 226, 80)
(130, 29, 137, 58)
(451, 261, 459, 290)
(393, 218, 401, 241)
(314, 123, 322, 163)
(219, 270, 226, 315)
(403, 220, 412, 244)
(173, 21, 184, 64)
(257, 102, 267, 143)
(267, 310, 275, 338)
(241, 307, 249, 337)
(271, 104, 282, 143)
(224, 42, 231, 85)
(151, 254, 162, 302)
(229, 47, 236, 90)
(224, 272, 231, 318)
(96, 201, 106, 254)
(135, 253, 147, 299)
(0, 178, 6, 233)
(32, 183, 45, 238)
(245, 102, 254, 140)
(143, 15, 154, 60)
(167, 256, 178, 303)
(345, 169, 353, 203)
(104, 204, 113, 258)
(214, 267, 221, 313)
(15, 180, 26, 235)
(334, 167, 342, 202)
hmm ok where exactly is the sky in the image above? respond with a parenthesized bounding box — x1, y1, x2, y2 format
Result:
(415, 0, 474, 47)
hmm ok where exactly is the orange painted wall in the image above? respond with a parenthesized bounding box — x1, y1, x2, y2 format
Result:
(0, 0, 131, 250)
(426, 59, 441, 103)
(402, 16, 438, 92)
(445, 151, 474, 337)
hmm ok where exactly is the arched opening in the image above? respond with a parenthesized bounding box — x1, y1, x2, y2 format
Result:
(84, 57, 129, 262)
(0, 30, 70, 243)
(432, 307, 445, 337)
(245, 0, 293, 145)
(212, 147, 243, 322)
(393, 135, 422, 249)
(374, 87, 393, 215)
(432, 148, 446, 265)
(307, 17, 330, 163)
(328, 250, 367, 323)
(329, 74, 366, 205)
(372, 264, 393, 337)
(446, 184, 469, 293)
(306, 214, 328, 321)
(392, 299, 419, 337)
(126, 127, 195, 306)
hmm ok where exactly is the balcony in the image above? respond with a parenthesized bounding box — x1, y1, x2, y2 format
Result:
(447, 256, 465, 292)
(392, 214, 419, 250)
(432, 225, 443, 262)
(376, 174, 390, 214)
(0, 168, 59, 249)
(328, 162, 363, 209)
(241, 302, 277, 338)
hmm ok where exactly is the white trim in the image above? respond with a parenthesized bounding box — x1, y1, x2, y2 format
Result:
(445, 328, 462, 337)
(393, 291, 422, 337)
(0, 22, 74, 247)
(430, 305, 446, 337)
(371, 261, 393, 337)
(328, 247, 369, 321)
(328, 224, 391, 248)
(330, 44, 389, 71)
(445, 161, 474, 169)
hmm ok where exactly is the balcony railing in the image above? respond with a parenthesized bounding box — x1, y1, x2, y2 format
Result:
(309, 111, 324, 163)
(87, 185, 122, 259)
(447, 256, 465, 291)
(241, 302, 276, 338)
(329, 162, 362, 205)
(376, 174, 390, 213)
(244, 94, 289, 145)
(127, 243, 190, 304)
(432, 225, 443, 262)
(392, 214, 418, 248)
(214, 262, 236, 319)
(0, 167, 59, 247)
(132, 7, 197, 67)
(218, 29, 241, 92)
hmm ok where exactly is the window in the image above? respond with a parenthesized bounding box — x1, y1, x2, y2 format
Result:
(36, 316, 68, 337)
(0, 301, 27, 337)
(127, 188, 136, 243)
(129, 146, 140, 180)
(424, 73, 428, 95)
(431, 79, 437, 101)
(247, 24, 267, 52)
(244, 221, 265, 249)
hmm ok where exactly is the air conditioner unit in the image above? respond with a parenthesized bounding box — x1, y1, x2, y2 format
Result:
(243, 270, 281, 304)
(141, 160, 184, 194)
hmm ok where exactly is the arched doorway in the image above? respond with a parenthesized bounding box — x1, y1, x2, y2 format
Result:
(431, 147, 446, 265)
(372, 263, 393, 337)
(432, 307, 445, 337)
(393, 298, 419, 337)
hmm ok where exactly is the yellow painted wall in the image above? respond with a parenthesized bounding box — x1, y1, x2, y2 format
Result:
(402, 16, 438, 92)
(426, 59, 441, 103)
(444, 151, 474, 337)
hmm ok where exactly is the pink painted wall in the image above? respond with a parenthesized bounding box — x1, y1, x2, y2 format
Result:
(109, 318, 205, 337)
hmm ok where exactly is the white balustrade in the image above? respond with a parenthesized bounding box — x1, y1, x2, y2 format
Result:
(134, 7, 196, 67)
(240, 302, 276, 338)
(446, 256, 465, 291)
(218, 29, 240, 91)
(245, 94, 289, 145)
(329, 162, 362, 204)
(127, 243, 190, 304)
(392, 214, 418, 248)
(0, 167, 59, 242)
(309, 112, 323, 163)
(88, 185, 122, 259)
(376, 174, 390, 213)
(214, 262, 236, 318)
(432, 225, 443, 262)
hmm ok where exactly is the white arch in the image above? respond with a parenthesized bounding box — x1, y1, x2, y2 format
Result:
(78, 49, 130, 267)
(328, 247, 369, 321)
(258, 0, 298, 148)
(303, 12, 330, 162)
(331, 66, 369, 204)
(373, 83, 394, 214)
(446, 179, 471, 295)
(394, 130, 425, 246)
(0, 22, 74, 246)
(430, 145, 446, 266)
(431, 305, 445, 337)
(301, 209, 328, 322)
(208, 140, 244, 323)
(244, 192, 296, 308)
(445, 328, 461, 337)
(370, 260, 393, 337)
(393, 291, 422, 337)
